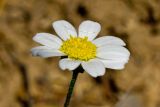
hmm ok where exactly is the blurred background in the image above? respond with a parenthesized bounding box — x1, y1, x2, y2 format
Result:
(0, 0, 160, 107)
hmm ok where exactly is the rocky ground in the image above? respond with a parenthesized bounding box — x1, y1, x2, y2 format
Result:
(0, 0, 160, 107)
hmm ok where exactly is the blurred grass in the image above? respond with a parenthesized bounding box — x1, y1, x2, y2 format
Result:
(0, 0, 6, 15)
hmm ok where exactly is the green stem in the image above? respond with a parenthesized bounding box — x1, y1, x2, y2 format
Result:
(64, 70, 79, 107)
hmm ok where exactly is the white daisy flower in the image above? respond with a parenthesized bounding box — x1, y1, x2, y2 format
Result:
(31, 20, 130, 77)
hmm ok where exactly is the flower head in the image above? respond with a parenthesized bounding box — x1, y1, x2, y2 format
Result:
(31, 20, 130, 77)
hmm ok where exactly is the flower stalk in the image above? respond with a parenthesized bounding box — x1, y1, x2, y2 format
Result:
(64, 69, 81, 107)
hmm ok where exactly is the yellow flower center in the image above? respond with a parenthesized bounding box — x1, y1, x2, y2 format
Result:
(59, 36, 97, 61)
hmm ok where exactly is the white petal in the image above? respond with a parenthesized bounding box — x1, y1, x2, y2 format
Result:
(31, 46, 65, 58)
(92, 36, 126, 47)
(78, 20, 101, 41)
(98, 58, 128, 70)
(33, 33, 62, 49)
(81, 59, 105, 77)
(52, 20, 77, 40)
(59, 58, 81, 71)
(97, 45, 130, 61)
